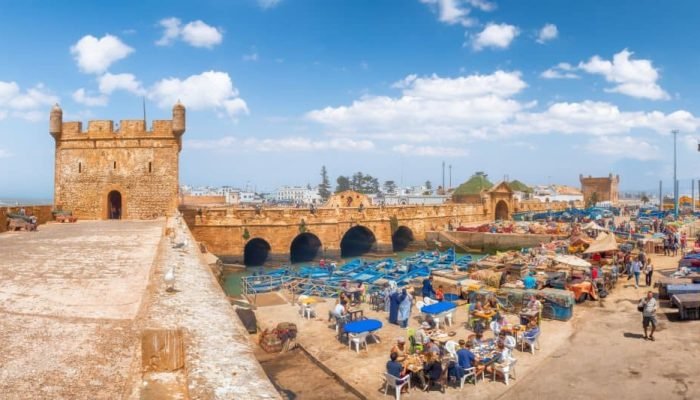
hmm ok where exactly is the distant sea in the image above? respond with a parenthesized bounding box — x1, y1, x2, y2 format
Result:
(0, 198, 52, 206)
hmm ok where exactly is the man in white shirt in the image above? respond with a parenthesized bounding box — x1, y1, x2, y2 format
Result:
(639, 291, 657, 341)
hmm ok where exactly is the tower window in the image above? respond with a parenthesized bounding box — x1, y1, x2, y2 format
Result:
(148, 162, 152, 173)
(78, 162, 82, 173)
(113, 161, 117, 169)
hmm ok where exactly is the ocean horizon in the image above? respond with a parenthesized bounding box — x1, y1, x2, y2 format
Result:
(0, 198, 53, 206)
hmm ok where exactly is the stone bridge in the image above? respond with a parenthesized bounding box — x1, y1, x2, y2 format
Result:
(181, 188, 574, 266)
(182, 202, 488, 264)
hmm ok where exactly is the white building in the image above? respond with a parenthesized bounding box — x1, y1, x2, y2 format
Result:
(532, 185, 584, 203)
(274, 186, 322, 205)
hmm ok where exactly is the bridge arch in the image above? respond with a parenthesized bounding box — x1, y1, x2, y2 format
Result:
(392, 226, 414, 252)
(340, 225, 377, 257)
(495, 200, 510, 221)
(244, 238, 271, 266)
(290, 232, 323, 263)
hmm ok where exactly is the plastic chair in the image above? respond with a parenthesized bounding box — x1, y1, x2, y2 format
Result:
(303, 304, 314, 320)
(408, 334, 423, 354)
(383, 373, 410, 400)
(444, 340, 458, 361)
(415, 300, 426, 312)
(493, 358, 517, 385)
(489, 320, 501, 337)
(349, 331, 369, 353)
(521, 330, 540, 355)
(443, 311, 454, 327)
(459, 367, 481, 389)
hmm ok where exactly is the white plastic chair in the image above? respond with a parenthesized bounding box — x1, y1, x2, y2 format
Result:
(444, 340, 458, 360)
(442, 311, 454, 327)
(493, 358, 517, 385)
(383, 373, 410, 400)
(349, 331, 369, 353)
(459, 367, 481, 389)
(424, 297, 438, 306)
(416, 300, 426, 312)
(303, 304, 314, 320)
(521, 331, 540, 355)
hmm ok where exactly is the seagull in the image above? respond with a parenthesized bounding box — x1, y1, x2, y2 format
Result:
(164, 267, 175, 292)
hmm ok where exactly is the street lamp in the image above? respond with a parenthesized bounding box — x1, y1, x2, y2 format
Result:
(672, 129, 679, 218)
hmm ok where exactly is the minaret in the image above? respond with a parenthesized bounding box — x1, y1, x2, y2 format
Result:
(49, 103, 62, 141)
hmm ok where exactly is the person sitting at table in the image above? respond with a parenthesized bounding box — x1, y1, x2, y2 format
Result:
(490, 314, 504, 337)
(331, 300, 347, 324)
(483, 341, 511, 377)
(523, 272, 537, 289)
(423, 337, 441, 357)
(522, 320, 540, 347)
(472, 301, 484, 314)
(391, 337, 409, 361)
(486, 296, 499, 312)
(422, 275, 436, 300)
(457, 340, 477, 370)
(497, 331, 516, 350)
(526, 295, 543, 323)
(435, 285, 445, 302)
(415, 321, 430, 344)
(417, 352, 443, 391)
(386, 352, 410, 394)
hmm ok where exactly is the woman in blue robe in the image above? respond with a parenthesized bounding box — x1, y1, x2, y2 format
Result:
(389, 290, 406, 325)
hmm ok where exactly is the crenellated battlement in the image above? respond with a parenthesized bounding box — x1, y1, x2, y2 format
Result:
(50, 102, 186, 220)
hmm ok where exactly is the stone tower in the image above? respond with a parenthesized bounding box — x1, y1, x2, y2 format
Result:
(50, 103, 186, 220)
(579, 173, 620, 205)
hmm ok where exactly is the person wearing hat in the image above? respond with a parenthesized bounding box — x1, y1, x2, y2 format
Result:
(391, 337, 408, 361)
(415, 322, 430, 346)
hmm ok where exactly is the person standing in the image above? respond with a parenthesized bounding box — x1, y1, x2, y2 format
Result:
(644, 259, 654, 287)
(638, 291, 657, 341)
(631, 259, 641, 289)
(397, 288, 413, 328)
(422, 276, 436, 300)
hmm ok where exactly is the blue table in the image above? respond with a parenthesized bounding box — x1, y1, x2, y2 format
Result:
(421, 301, 457, 314)
(344, 319, 382, 333)
(342, 319, 383, 345)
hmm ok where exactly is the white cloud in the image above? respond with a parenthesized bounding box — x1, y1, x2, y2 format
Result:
(536, 23, 558, 44)
(155, 17, 181, 46)
(72, 88, 108, 106)
(155, 18, 223, 48)
(392, 144, 468, 157)
(306, 70, 700, 145)
(242, 52, 259, 62)
(541, 63, 579, 79)
(471, 23, 519, 51)
(0, 81, 58, 121)
(584, 136, 660, 160)
(0, 148, 12, 158)
(187, 136, 374, 152)
(579, 49, 669, 100)
(98, 72, 145, 95)
(70, 34, 133, 74)
(420, 0, 494, 27)
(148, 70, 248, 118)
(258, 0, 282, 9)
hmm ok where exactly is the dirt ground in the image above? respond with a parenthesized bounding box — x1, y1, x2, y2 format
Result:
(256, 348, 360, 400)
(501, 252, 700, 400)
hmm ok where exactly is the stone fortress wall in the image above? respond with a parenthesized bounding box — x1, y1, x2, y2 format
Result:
(49, 103, 186, 220)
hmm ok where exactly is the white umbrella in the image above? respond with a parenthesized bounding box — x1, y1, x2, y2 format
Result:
(552, 255, 591, 268)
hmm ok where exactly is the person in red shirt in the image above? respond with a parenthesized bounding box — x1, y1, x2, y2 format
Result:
(435, 285, 445, 302)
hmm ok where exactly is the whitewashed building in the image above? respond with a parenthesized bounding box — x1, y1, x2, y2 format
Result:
(274, 186, 322, 205)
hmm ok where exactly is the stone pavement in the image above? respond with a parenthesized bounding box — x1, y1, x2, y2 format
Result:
(0, 220, 162, 399)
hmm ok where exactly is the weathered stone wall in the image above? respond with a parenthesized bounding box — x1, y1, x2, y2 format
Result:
(180, 195, 226, 206)
(182, 203, 490, 261)
(580, 174, 620, 204)
(427, 230, 568, 252)
(53, 118, 182, 220)
(0, 205, 53, 233)
(516, 199, 583, 212)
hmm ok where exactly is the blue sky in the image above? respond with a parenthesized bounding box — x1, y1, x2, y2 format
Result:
(2, 0, 700, 199)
